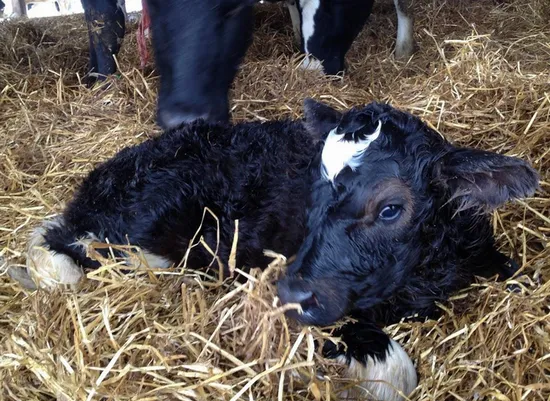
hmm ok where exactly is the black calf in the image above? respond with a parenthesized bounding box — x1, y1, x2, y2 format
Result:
(277, 99, 538, 327)
(20, 100, 538, 400)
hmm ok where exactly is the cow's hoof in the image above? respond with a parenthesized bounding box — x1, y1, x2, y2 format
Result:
(300, 55, 324, 72)
(395, 39, 417, 60)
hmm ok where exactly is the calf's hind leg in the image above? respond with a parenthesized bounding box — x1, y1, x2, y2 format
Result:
(323, 318, 417, 401)
(24, 216, 85, 290)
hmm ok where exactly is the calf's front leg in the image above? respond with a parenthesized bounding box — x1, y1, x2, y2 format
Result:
(323, 318, 417, 401)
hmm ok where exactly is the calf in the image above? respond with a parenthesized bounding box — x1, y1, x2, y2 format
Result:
(81, 0, 415, 128)
(20, 100, 538, 400)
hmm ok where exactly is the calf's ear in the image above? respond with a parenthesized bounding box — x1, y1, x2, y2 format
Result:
(435, 148, 539, 211)
(302, 98, 342, 140)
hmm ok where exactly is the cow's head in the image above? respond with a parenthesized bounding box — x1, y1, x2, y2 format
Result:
(277, 99, 539, 326)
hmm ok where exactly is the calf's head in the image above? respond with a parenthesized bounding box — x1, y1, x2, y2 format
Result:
(277, 99, 539, 326)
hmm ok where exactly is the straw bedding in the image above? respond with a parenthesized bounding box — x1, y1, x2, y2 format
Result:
(0, 0, 549, 399)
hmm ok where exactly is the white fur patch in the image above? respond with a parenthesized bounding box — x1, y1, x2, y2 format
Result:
(76, 235, 172, 270)
(299, 0, 320, 55)
(286, 0, 301, 46)
(26, 216, 84, 290)
(130, 251, 172, 269)
(393, 0, 415, 59)
(321, 120, 382, 181)
(336, 339, 417, 401)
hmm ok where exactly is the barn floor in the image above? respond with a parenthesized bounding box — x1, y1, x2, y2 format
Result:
(1, 0, 549, 400)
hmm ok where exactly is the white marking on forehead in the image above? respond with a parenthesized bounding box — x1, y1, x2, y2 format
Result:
(321, 120, 382, 181)
(300, 0, 320, 55)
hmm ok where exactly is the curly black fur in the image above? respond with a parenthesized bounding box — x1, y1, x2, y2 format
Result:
(40, 100, 538, 330)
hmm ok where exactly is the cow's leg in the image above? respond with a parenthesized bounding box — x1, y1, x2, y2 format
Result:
(285, 0, 301, 46)
(81, 0, 126, 81)
(146, 0, 255, 130)
(323, 319, 417, 401)
(118, 0, 127, 20)
(393, 0, 416, 59)
(11, 0, 26, 17)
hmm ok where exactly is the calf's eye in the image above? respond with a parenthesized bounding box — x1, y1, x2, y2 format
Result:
(378, 205, 402, 221)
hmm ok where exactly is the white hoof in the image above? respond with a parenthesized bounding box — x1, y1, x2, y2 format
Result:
(7, 266, 38, 290)
(26, 217, 84, 290)
(300, 55, 324, 71)
(338, 339, 417, 401)
(395, 38, 416, 60)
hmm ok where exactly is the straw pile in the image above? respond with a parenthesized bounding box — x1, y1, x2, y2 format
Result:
(1, 0, 549, 399)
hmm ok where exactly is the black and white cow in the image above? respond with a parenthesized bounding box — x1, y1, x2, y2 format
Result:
(16, 99, 538, 400)
(81, 0, 416, 129)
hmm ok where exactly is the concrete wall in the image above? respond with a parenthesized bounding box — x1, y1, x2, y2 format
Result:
(1, 0, 142, 19)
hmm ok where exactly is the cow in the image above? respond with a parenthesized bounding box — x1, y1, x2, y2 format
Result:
(13, 99, 538, 400)
(81, 0, 416, 128)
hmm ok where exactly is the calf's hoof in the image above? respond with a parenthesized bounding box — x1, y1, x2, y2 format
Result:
(7, 266, 38, 290)
(332, 339, 417, 401)
(345, 339, 416, 401)
(323, 320, 417, 401)
(25, 219, 84, 291)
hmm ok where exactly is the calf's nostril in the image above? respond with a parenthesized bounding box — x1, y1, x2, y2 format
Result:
(289, 290, 318, 311)
(294, 290, 313, 303)
(300, 292, 318, 311)
(277, 279, 319, 312)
